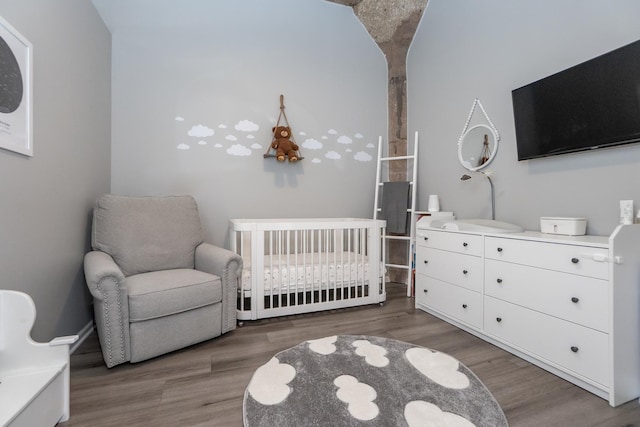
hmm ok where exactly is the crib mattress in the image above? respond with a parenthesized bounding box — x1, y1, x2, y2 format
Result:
(240, 252, 378, 293)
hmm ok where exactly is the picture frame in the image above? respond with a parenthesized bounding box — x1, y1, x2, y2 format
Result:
(0, 15, 32, 157)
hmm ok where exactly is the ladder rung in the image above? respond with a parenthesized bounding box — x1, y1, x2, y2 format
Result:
(377, 181, 415, 186)
(384, 235, 411, 241)
(385, 263, 410, 270)
(375, 208, 414, 213)
(380, 155, 416, 161)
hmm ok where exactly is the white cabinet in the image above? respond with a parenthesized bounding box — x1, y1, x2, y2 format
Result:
(484, 295, 609, 386)
(484, 259, 608, 332)
(415, 224, 640, 407)
(415, 230, 483, 329)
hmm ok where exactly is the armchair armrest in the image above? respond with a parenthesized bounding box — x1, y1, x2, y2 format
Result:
(195, 243, 243, 333)
(83, 251, 130, 368)
(84, 251, 125, 300)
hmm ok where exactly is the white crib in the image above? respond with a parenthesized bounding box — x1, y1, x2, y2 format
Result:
(229, 218, 386, 321)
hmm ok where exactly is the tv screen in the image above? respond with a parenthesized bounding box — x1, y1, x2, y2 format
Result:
(512, 39, 640, 161)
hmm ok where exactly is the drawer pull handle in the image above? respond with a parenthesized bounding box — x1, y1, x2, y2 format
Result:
(571, 297, 579, 303)
(497, 247, 503, 252)
(496, 278, 503, 284)
(496, 317, 502, 323)
(424, 260, 428, 264)
(424, 237, 428, 241)
(463, 270, 468, 275)
(423, 289, 428, 293)
(571, 346, 579, 353)
(463, 242, 468, 247)
(571, 257, 579, 264)
(462, 304, 468, 309)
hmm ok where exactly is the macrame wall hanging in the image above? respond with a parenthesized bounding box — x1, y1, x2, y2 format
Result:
(264, 95, 303, 162)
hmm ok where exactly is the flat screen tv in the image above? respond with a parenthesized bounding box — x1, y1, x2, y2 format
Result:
(512, 39, 640, 161)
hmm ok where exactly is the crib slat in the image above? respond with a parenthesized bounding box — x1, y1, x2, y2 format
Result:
(349, 229, 355, 299)
(339, 228, 344, 301)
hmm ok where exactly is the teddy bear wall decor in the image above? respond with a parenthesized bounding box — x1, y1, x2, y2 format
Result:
(271, 126, 299, 162)
(264, 95, 303, 162)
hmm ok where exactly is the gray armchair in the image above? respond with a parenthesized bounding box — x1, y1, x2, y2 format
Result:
(84, 194, 242, 368)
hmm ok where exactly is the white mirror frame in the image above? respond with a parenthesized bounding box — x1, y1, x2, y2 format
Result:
(458, 124, 499, 172)
(457, 98, 500, 172)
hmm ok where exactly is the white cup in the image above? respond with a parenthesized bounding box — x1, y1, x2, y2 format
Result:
(428, 195, 440, 212)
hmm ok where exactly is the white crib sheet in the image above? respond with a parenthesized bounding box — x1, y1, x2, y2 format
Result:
(240, 251, 376, 293)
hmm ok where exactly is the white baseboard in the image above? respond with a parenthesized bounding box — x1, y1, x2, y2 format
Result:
(70, 321, 94, 354)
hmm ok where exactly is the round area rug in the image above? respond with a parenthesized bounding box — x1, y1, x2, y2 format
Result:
(243, 335, 507, 426)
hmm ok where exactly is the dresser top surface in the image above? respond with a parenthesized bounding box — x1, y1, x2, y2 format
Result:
(417, 226, 610, 248)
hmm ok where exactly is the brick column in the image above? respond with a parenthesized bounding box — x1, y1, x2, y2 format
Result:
(327, 0, 427, 283)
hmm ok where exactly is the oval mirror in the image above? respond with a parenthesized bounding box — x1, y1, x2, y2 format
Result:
(458, 124, 499, 171)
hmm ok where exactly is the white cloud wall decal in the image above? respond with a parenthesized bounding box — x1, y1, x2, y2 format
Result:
(325, 151, 341, 160)
(227, 144, 252, 156)
(235, 119, 259, 132)
(188, 124, 214, 137)
(302, 138, 323, 150)
(354, 151, 373, 162)
(175, 116, 377, 164)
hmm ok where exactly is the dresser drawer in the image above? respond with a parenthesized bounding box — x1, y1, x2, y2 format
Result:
(484, 296, 608, 387)
(416, 229, 482, 256)
(416, 247, 482, 292)
(485, 259, 608, 332)
(485, 237, 609, 279)
(415, 275, 482, 329)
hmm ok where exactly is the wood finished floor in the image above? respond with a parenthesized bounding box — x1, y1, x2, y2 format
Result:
(60, 284, 640, 427)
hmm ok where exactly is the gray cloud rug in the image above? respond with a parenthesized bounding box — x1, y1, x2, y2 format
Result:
(243, 335, 508, 426)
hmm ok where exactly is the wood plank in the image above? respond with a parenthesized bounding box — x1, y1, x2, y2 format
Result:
(58, 284, 640, 426)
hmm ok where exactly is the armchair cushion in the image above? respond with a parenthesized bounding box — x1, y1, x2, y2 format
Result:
(92, 194, 204, 277)
(126, 269, 222, 322)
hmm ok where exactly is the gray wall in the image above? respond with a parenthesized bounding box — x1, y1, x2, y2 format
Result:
(408, 0, 640, 236)
(94, 0, 388, 247)
(0, 1, 111, 340)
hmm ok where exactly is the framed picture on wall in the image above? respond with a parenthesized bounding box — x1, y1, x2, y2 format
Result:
(0, 15, 32, 157)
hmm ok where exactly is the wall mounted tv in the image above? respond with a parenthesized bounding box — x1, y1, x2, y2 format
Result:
(512, 39, 640, 161)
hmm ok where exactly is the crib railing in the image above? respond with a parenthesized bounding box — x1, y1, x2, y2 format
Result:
(229, 218, 386, 321)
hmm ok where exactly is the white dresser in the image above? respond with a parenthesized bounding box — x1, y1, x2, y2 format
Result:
(415, 224, 640, 406)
